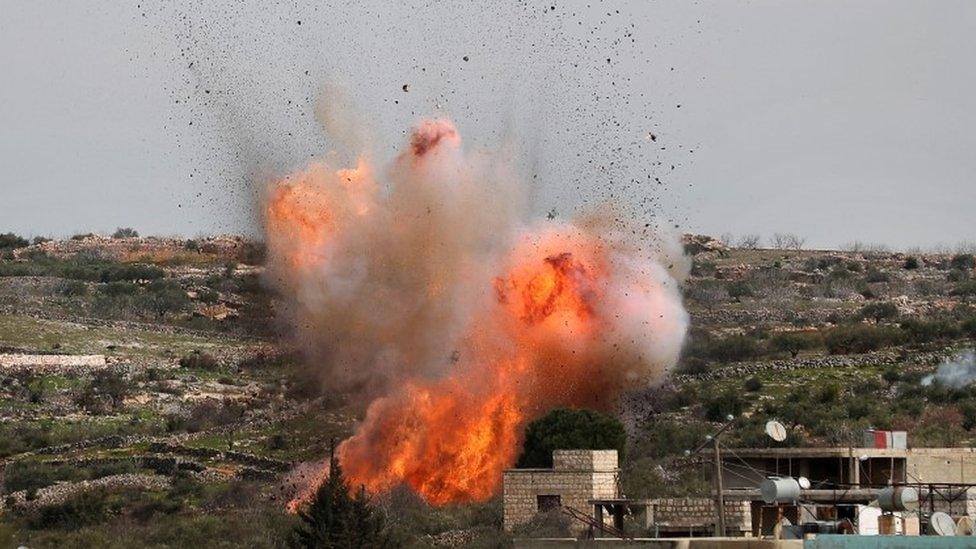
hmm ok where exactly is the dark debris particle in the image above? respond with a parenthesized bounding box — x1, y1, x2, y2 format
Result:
(462, 55, 469, 62)
(402, 84, 409, 92)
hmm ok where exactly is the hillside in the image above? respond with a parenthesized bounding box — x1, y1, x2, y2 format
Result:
(1, 233, 974, 546)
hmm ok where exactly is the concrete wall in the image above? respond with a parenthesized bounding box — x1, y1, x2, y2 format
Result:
(907, 449, 976, 484)
(504, 450, 620, 532)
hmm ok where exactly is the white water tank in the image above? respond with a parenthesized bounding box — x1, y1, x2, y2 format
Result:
(878, 486, 918, 512)
(760, 477, 801, 504)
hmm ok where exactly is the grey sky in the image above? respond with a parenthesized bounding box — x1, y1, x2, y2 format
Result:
(1, 1, 974, 249)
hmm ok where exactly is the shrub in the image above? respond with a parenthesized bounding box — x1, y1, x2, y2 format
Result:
(949, 269, 970, 282)
(903, 257, 920, 270)
(703, 390, 744, 421)
(510, 510, 571, 539)
(71, 233, 95, 241)
(179, 351, 219, 370)
(517, 408, 626, 468)
(112, 227, 139, 238)
(900, 319, 962, 344)
(951, 254, 976, 271)
(55, 280, 88, 297)
(100, 263, 164, 282)
(75, 370, 130, 412)
(882, 366, 901, 384)
(743, 376, 763, 392)
(197, 287, 220, 304)
(2, 462, 78, 494)
(860, 302, 899, 323)
(825, 324, 901, 354)
(145, 279, 191, 318)
(816, 383, 841, 404)
(676, 357, 709, 375)
(864, 268, 890, 283)
(726, 281, 754, 299)
(706, 334, 761, 362)
(24, 488, 116, 530)
(768, 332, 821, 358)
(962, 317, 976, 337)
(952, 281, 976, 297)
(960, 403, 976, 431)
(0, 232, 29, 249)
(185, 239, 200, 252)
(101, 281, 140, 296)
(635, 420, 711, 460)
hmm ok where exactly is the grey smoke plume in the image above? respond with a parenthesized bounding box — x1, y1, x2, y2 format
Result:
(922, 350, 976, 389)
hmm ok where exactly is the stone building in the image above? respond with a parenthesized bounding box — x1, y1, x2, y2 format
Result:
(502, 449, 619, 532)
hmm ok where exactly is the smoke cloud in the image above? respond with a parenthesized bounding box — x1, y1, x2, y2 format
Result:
(922, 350, 976, 389)
(264, 113, 689, 506)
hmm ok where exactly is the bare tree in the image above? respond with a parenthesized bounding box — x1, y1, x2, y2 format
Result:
(737, 234, 762, 249)
(771, 233, 806, 250)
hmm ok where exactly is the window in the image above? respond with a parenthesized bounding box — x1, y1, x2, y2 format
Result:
(537, 494, 561, 512)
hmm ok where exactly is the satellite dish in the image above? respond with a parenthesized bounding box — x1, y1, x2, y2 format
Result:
(798, 476, 811, 490)
(956, 516, 974, 536)
(765, 420, 787, 442)
(929, 512, 956, 536)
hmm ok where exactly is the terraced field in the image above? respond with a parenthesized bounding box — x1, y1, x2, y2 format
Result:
(1, 235, 975, 547)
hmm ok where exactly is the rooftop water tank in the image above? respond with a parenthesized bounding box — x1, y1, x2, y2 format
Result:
(760, 477, 801, 504)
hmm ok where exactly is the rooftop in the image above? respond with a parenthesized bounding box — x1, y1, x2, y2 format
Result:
(720, 447, 976, 459)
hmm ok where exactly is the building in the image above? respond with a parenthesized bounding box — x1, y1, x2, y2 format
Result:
(719, 446, 976, 493)
(503, 449, 619, 532)
(714, 439, 976, 536)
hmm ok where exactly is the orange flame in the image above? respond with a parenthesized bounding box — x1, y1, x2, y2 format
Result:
(265, 117, 687, 509)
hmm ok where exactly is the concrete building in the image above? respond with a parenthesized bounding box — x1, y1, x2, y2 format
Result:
(719, 446, 976, 492)
(503, 449, 619, 532)
(715, 445, 976, 536)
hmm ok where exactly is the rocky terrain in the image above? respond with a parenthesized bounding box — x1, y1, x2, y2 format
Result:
(0, 232, 974, 547)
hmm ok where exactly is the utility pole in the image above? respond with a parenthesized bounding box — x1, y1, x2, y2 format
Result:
(687, 414, 735, 538)
(713, 437, 725, 536)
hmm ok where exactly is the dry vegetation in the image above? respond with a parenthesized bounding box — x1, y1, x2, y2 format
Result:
(0, 232, 974, 546)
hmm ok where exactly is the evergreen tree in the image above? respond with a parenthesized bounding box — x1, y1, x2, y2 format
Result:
(290, 444, 392, 548)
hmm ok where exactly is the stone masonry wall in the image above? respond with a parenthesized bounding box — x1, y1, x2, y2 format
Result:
(650, 497, 752, 533)
(0, 353, 108, 374)
(503, 450, 620, 533)
(553, 449, 618, 472)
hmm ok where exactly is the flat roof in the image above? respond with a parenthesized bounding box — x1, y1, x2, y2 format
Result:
(719, 447, 976, 459)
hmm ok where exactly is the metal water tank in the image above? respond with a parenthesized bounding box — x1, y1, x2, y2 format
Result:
(760, 477, 801, 504)
(878, 486, 919, 511)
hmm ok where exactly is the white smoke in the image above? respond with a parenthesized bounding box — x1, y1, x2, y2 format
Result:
(922, 350, 976, 388)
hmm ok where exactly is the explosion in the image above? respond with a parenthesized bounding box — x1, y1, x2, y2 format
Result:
(265, 117, 688, 508)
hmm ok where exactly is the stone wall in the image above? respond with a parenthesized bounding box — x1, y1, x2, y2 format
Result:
(552, 449, 618, 472)
(0, 353, 108, 374)
(503, 450, 620, 533)
(649, 497, 752, 534)
(0, 473, 170, 512)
